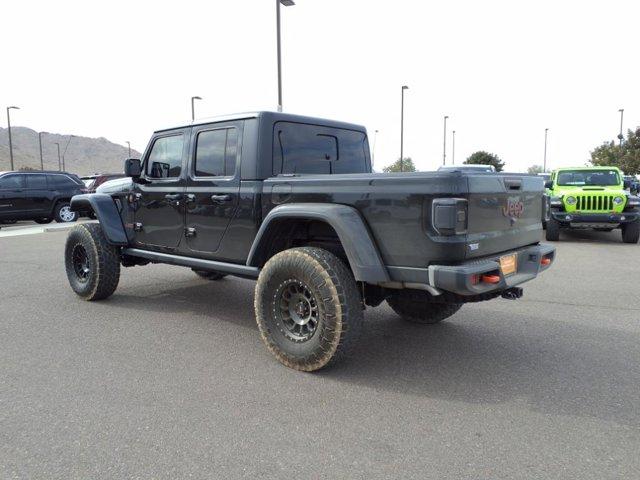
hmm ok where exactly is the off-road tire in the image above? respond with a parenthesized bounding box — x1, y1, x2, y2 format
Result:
(621, 220, 640, 244)
(65, 223, 120, 301)
(545, 217, 560, 241)
(192, 269, 227, 281)
(387, 290, 462, 324)
(54, 202, 78, 223)
(255, 247, 363, 372)
(35, 218, 53, 224)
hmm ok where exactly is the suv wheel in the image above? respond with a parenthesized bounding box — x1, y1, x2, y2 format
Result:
(255, 247, 363, 372)
(55, 202, 78, 223)
(65, 224, 121, 301)
(387, 290, 462, 324)
(35, 218, 53, 224)
(192, 269, 227, 281)
(621, 220, 640, 244)
(545, 217, 560, 241)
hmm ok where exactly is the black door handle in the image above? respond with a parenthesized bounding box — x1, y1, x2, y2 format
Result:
(210, 194, 231, 203)
(164, 193, 182, 201)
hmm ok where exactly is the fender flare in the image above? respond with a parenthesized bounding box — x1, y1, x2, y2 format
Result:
(70, 194, 128, 246)
(247, 203, 389, 283)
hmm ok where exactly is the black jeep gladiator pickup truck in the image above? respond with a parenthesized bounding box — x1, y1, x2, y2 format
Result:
(65, 112, 555, 371)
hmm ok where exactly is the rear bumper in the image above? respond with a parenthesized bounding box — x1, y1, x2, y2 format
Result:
(551, 211, 638, 225)
(386, 243, 555, 296)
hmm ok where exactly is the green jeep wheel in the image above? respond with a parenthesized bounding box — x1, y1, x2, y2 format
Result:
(621, 221, 640, 244)
(545, 217, 560, 241)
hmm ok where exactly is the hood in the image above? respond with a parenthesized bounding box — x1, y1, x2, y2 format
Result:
(96, 176, 133, 194)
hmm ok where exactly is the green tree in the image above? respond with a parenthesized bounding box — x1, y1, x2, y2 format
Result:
(527, 165, 544, 175)
(383, 157, 416, 173)
(591, 128, 640, 175)
(464, 151, 505, 172)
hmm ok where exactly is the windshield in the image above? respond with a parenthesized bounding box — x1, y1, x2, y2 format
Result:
(556, 169, 620, 186)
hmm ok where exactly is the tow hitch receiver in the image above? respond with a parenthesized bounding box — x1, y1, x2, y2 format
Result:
(501, 287, 524, 300)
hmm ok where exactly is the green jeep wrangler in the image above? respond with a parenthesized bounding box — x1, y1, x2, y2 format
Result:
(546, 166, 640, 243)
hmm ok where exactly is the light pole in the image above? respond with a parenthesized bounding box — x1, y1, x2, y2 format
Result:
(452, 130, 456, 165)
(54, 142, 61, 171)
(38, 131, 49, 170)
(191, 96, 202, 121)
(618, 108, 624, 146)
(442, 115, 449, 165)
(400, 85, 409, 172)
(61, 135, 75, 172)
(372, 129, 379, 168)
(543, 128, 549, 172)
(276, 0, 295, 112)
(126, 141, 131, 157)
(6, 106, 19, 170)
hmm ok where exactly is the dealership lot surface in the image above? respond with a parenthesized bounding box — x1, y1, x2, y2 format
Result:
(1, 229, 639, 479)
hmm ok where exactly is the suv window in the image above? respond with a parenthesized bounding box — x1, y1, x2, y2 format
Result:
(48, 175, 78, 188)
(195, 128, 238, 177)
(273, 122, 368, 175)
(147, 134, 184, 178)
(26, 174, 47, 189)
(0, 174, 25, 189)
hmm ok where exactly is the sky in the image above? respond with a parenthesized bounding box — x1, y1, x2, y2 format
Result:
(2, 0, 639, 172)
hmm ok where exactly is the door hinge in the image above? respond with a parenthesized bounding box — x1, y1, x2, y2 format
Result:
(185, 227, 196, 238)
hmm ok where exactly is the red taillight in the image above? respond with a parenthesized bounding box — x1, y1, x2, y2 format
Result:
(481, 274, 501, 284)
(541, 257, 551, 266)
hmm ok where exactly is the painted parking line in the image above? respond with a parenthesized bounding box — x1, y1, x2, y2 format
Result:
(0, 221, 97, 239)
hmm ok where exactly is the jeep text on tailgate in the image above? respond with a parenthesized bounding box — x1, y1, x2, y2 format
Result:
(63, 112, 556, 371)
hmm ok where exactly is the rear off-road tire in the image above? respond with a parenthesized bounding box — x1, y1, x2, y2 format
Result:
(192, 269, 227, 281)
(255, 247, 363, 372)
(545, 217, 560, 241)
(65, 223, 121, 301)
(621, 220, 640, 244)
(387, 290, 462, 324)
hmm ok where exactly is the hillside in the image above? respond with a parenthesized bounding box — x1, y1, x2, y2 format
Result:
(0, 127, 141, 175)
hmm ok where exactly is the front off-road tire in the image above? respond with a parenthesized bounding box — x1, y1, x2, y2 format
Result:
(545, 216, 560, 241)
(387, 290, 462, 324)
(65, 223, 120, 301)
(255, 247, 363, 372)
(192, 269, 227, 281)
(621, 220, 640, 244)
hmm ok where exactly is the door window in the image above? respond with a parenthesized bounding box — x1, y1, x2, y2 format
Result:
(0, 175, 25, 190)
(194, 128, 238, 177)
(146, 134, 184, 179)
(26, 174, 47, 189)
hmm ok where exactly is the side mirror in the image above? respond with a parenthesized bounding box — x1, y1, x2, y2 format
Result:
(124, 158, 141, 178)
(544, 181, 553, 189)
(623, 179, 631, 189)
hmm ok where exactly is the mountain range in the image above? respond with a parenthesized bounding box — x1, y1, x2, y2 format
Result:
(0, 127, 141, 175)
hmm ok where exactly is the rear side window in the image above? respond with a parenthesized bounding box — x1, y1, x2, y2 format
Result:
(0, 174, 25, 189)
(194, 128, 238, 177)
(26, 174, 47, 189)
(273, 122, 369, 175)
(48, 175, 78, 188)
(146, 134, 184, 178)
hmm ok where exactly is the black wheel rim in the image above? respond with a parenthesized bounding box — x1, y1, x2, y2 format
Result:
(275, 279, 319, 342)
(72, 244, 90, 282)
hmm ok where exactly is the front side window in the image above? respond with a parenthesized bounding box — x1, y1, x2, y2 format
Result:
(146, 134, 184, 178)
(273, 122, 368, 175)
(0, 175, 24, 189)
(195, 128, 238, 177)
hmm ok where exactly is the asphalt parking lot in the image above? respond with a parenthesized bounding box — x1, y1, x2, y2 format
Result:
(1, 226, 639, 479)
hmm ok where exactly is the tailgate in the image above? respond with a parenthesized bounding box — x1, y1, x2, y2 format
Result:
(465, 174, 544, 259)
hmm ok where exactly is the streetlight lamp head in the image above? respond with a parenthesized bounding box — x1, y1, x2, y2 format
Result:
(8, 106, 19, 110)
(280, 0, 295, 6)
(444, 115, 449, 120)
(192, 96, 202, 100)
(619, 108, 624, 112)
(402, 85, 409, 90)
